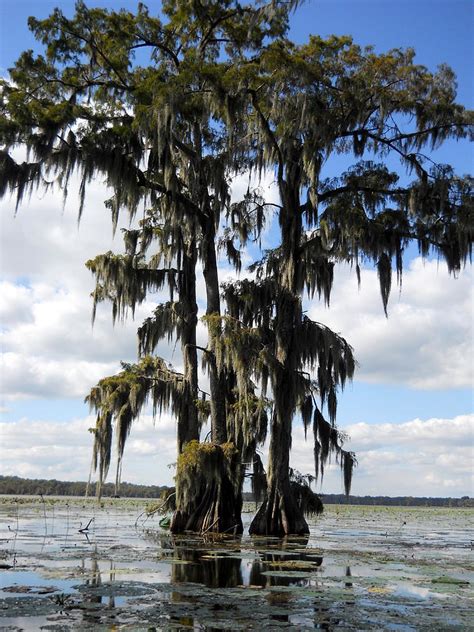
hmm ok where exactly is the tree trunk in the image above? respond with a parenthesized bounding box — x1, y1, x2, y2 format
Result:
(172, 231, 241, 534)
(250, 166, 309, 536)
(192, 122, 227, 444)
(171, 124, 239, 534)
(170, 441, 243, 534)
(202, 219, 228, 444)
(249, 393, 309, 537)
(171, 240, 202, 531)
(177, 239, 200, 453)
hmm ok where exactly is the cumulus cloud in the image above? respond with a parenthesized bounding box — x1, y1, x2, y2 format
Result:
(1, 352, 120, 400)
(1, 178, 119, 287)
(0, 412, 177, 484)
(0, 177, 203, 399)
(308, 258, 473, 389)
(289, 414, 474, 497)
(0, 416, 97, 480)
(0, 277, 180, 399)
(1, 411, 472, 497)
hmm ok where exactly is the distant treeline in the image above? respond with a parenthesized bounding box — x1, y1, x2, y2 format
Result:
(242, 492, 473, 508)
(317, 493, 473, 508)
(1, 476, 472, 507)
(0, 475, 168, 499)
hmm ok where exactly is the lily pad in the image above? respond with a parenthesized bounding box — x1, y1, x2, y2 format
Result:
(72, 580, 157, 597)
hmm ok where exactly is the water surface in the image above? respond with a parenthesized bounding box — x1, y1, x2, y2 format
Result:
(0, 497, 472, 630)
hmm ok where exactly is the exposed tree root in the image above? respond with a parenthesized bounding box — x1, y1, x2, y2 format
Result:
(249, 482, 310, 536)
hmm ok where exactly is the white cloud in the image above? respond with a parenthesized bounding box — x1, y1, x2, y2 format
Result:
(0, 412, 177, 485)
(0, 176, 197, 399)
(0, 416, 97, 480)
(1, 412, 472, 498)
(0, 281, 34, 327)
(1, 282, 152, 360)
(1, 178, 119, 287)
(1, 352, 120, 400)
(308, 258, 473, 389)
(0, 278, 175, 399)
(290, 414, 474, 497)
(0, 275, 209, 400)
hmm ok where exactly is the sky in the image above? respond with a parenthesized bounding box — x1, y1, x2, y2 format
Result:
(0, 0, 473, 498)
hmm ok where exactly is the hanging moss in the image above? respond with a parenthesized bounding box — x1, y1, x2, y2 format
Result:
(289, 469, 324, 517)
(86, 356, 186, 499)
(377, 253, 392, 317)
(171, 440, 243, 534)
(86, 252, 179, 324)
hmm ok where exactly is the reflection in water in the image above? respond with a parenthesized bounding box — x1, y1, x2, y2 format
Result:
(167, 535, 323, 590)
(171, 545, 243, 588)
(165, 535, 327, 629)
(83, 554, 101, 606)
(81, 552, 116, 608)
(345, 565, 353, 588)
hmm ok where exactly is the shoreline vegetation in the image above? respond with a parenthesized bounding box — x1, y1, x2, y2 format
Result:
(0, 475, 471, 507)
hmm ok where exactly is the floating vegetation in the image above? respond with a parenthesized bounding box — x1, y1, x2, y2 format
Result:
(265, 560, 321, 569)
(431, 576, 470, 585)
(260, 570, 315, 578)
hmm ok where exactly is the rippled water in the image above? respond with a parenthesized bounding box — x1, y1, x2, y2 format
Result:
(0, 497, 472, 630)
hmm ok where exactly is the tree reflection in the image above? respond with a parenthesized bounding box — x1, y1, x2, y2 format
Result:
(171, 545, 243, 588)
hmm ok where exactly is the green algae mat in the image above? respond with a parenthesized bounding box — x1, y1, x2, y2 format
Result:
(0, 498, 472, 630)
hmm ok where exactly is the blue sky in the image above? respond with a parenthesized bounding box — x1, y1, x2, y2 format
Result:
(0, 0, 472, 497)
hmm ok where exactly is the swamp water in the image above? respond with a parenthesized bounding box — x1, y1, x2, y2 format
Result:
(0, 497, 472, 630)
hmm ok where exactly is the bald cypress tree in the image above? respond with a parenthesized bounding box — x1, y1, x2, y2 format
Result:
(0, 0, 301, 532)
(227, 36, 472, 535)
